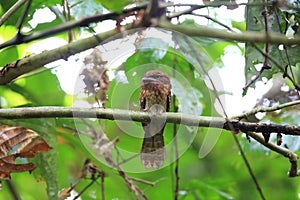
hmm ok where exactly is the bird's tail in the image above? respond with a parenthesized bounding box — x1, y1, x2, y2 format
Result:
(141, 132, 165, 169)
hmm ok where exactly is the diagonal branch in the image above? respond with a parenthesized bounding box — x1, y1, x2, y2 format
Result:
(0, 0, 28, 26)
(1, 2, 300, 50)
(232, 100, 300, 120)
(0, 3, 149, 50)
(1, 8, 300, 85)
(158, 19, 300, 45)
(0, 27, 118, 85)
(247, 131, 300, 177)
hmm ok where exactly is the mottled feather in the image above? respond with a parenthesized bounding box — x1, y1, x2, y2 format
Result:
(140, 70, 171, 169)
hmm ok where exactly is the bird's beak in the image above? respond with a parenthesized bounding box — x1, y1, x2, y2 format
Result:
(142, 76, 160, 84)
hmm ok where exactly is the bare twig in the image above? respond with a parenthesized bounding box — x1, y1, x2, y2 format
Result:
(158, 19, 300, 45)
(16, 0, 32, 32)
(1, 2, 300, 51)
(232, 133, 266, 199)
(101, 173, 105, 200)
(262, 0, 271, 69)
(6, 180, 21, 200)
(0, 3, 149, 50)
(130, 177, 157, 186)
(1, 14, 300, 85)
(74, 178, 99, 200)
(0, 0, 28, 26)
(171, 45, 180, 200)
(181, 33, 265, 198)
(243, 0, 271, 91)
(251, 45, 300, 90)
(242, 68, 264, 91)
(0, 27, 118, 85)
(232, 100, 300, 120)
(274, 7, 299, 97)
(247, 131, 300, 177)
(118, 154, 139, 165)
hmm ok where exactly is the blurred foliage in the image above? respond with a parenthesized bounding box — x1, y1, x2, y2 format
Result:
(245, 0, 300, 86)
(94, 0, 132, 13)
(0, 0, 300, 200)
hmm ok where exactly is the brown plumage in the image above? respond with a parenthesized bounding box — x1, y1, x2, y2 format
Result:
(140, 70, 171, 169)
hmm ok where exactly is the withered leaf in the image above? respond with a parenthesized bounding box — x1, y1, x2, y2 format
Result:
(17, 138, 52, 158)
(59, 187, 73, 200)
(81, 48, 110, 107)
(0, 125, 52, 189)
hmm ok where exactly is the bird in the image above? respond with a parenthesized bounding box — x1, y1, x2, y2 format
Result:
(140, 70, 171, 169)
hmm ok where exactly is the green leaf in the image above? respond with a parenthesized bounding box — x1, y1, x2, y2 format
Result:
(0, 86, 31, 107)
(232, 20, 246, 31)
(0, 0, 60, 26)
(203, 41, 232, 62)
(9, 69, 67, 106)
(140, 37, 170, 61)
(69, 0, 104, 19)
(245, 1, 300, 89)
(171, 78, 203, 115)
(0, 46, 19, 66)
(93, 0, 131, 13)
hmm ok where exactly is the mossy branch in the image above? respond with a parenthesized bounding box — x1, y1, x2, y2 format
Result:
(0, 106, 300, 136)
(0, 106, 299, 177)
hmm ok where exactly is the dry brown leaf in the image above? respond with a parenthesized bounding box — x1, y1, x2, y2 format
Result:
(0, 125, 52, 189)
(17, 138, 52, 158)
(59, 187, 73, 200)
(81, 48, 110, 107)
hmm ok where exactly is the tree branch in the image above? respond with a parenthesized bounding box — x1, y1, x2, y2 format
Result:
(1, 4, 300, 84)
(232, 100, 300, 120)
(0, 106, 300, 136)
(0, 0, 28, 26)
(0, 3, 149, 50)
(1, 3, 299, 50)
(158, 19, 300, 45)
(1, 106, 299, 177)
(247, 131, 300, 177)
(0, 28, 118, 85)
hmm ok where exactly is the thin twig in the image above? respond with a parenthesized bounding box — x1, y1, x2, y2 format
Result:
(1, 2, 300, 50)
(242, 68, 264, 91)
(243, 1, 271, 91)
(189, 8, 299, 91)
(12, 65, 60, 82)
(247, 131, 300, 177)
(130, 177, 157, 186)
(251, 45, 300, 90)
(274, 7, 300, 98)
(232, 133, 266, 199)
(101, 173, 105, 200)
(0, 0, 28, 26)
(0, 3, 149, 50)
(6, 180, 21, 200)
(262, 0, 271, 69)
(16, 0, 32, 32)
(190, 13, 234, 31)
(118, 154, 139, 165)
(74, 177, 99, 200)
(181, 24, 265, 199)
(232, 100, 300, 120)
(172, 50, 179, 200)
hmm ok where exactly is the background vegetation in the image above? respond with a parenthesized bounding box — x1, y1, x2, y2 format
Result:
(0, 0, 300, 199)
